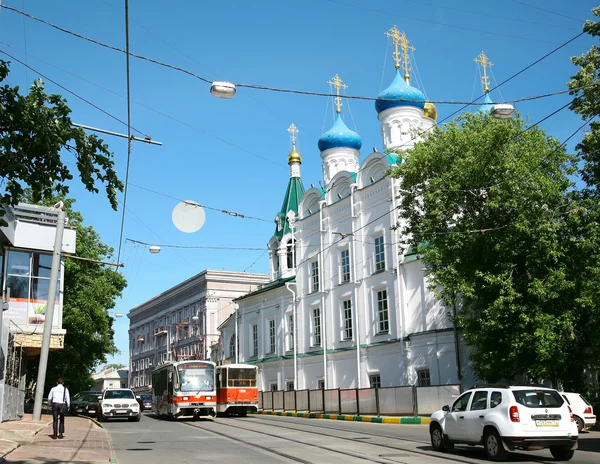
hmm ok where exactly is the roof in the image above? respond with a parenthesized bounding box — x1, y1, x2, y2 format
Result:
(235, 277, 295, 301)
(274, 177, 304, 240)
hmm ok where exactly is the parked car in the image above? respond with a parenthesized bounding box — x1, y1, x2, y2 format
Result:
(138, 394, 152, 411)
(561, 392, 596, 433)
(429, 385, 578, 461)
(70, 392, 101, 417)
(97, 388, 141, 422)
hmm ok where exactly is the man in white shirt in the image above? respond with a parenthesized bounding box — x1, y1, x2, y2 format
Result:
(47, 378, 70, 439)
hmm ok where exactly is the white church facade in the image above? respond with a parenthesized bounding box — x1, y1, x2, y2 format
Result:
(217, 27, 480, 392)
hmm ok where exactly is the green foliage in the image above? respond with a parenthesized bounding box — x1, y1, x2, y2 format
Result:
(391, 111, 600, 390)
(569, 6, 600, 193)
(0, 60, 123, 226)
(25, 196, 127, 393)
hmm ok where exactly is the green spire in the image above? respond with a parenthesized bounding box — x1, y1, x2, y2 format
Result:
(274, 176, 304, 239)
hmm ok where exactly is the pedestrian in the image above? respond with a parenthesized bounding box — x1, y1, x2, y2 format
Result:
(47, 378, 70, 439)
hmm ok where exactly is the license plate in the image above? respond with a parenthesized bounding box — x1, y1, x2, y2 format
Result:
(116, 409, 127, 414)
(536, 420, 559, 427)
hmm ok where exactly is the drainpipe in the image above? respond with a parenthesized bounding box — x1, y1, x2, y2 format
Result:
(319, 199, 328, 389)
(350, 183, 361, 389)
(285, 282, 297, 390)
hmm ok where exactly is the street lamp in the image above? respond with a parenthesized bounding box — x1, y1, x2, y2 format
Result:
(210, 81, 236, 99)
(491, 103, 515, 119)
(149, 245, 161, 254)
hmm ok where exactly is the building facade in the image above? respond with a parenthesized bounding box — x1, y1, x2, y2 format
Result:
(0, 203, 76, 421)
(127, 270, 269, 392)
(217, 28, 480, 392)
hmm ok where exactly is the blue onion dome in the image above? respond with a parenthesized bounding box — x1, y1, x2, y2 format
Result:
(479, 92, 494, 114)
(375, 69, 426, 114)
(318, 113, 362, 151)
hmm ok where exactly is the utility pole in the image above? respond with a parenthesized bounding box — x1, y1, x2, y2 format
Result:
(33, 206, 66, 421)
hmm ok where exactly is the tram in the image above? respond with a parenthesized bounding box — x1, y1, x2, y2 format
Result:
(151, 360, 217, 419)
(216, 364, 258, 417)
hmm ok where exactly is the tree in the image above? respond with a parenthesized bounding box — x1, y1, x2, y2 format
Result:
(0, 60, 122, 226)
(25, 197, 127, 393)
(390, 111, 600, 390)
(568, 5, 600, 395)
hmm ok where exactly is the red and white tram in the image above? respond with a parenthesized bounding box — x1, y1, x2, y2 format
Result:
(151, 360, 216, 419)
(216, 364, 258, 417)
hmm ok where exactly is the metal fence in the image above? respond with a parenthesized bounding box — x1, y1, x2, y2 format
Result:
(259, 384, 461, 417)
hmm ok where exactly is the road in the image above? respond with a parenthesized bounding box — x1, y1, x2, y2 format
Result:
(103, 412, 600, 464)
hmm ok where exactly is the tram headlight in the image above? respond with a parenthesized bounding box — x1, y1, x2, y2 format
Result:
(206, 396, 212, 400)
(182, 396, 189, 401)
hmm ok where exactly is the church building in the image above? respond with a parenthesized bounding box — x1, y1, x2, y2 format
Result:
(217, 27, 489, 391)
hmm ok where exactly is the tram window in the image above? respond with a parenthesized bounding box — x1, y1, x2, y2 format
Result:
(228, 368, 257, 387)
(178, 366, 215, 392)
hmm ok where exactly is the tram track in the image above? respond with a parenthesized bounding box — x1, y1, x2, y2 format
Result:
(181, 415, 559, 464)
(181, 417, 413, 463)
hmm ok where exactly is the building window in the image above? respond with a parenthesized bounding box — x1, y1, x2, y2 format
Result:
(417, 369, 431, 386)
(229, 334, 236, 359)
(270, 383, 278, 391)
(311, 261, 319, 292)
(5, 250, 61, 325)
(287, 381, 294, 391)
(287, 314, 294, 351)
(375, 235, 385, 272)
(377, 290, 389, 333)
(313, 307, 321, 346)
(343, 299, 353, 340)
(286, 239, 296, 269)
(269, 319, 276, 353)
(252, 324, 258, 357)
(369, 374, 381, 388)
(340, 249, 350, 283)
(318, 379, 325, 390)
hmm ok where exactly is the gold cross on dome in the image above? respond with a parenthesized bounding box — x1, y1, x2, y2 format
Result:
(385, 25, 403, 70)
(474, 51, 493, 93)
(399, 32, 415, 84)
(328, 74, 347, 114)
(287, 124, 299, 147)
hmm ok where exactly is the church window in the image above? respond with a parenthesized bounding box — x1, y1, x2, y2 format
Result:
(229, 334, 236, 359)
(377, 290, 389, 333)
(341, 249, 350, 283)
(342, 299, 353, 340)
(252, 324, 258, 357)
(311, 261, 319, 292)
(286, 239, 296, 269)
(375, 236, 386, 272)
(268, 319, 276, 353)
(313, 308, 321, 346)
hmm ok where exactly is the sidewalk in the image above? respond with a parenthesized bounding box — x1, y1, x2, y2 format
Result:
(0, 414, 114, 463)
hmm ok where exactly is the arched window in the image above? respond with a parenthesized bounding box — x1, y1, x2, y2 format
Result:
(286, 239, 296, 269)
(229, 334, 236, 359)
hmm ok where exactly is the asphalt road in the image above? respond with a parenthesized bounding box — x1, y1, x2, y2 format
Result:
(103, 413, 600, 464)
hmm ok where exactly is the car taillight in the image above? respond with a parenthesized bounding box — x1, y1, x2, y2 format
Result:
(584, 407, 592, 414)
(509, 405, 520, 422)
(568, 405, 574, 422)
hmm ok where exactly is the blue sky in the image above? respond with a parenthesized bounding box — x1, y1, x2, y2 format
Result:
(1, 0, 597, 368)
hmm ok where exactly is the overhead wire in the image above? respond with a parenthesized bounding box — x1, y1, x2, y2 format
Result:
(0, 49, 150, 137)
(326, 0, 585, 47)
(0, 5, 588, 107)
(126, 238, 266, 251)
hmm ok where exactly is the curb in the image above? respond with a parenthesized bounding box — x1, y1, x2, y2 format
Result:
(0, 439, 20, 460)
(258, 410, 430, 425)
(72, 415, 117, 463)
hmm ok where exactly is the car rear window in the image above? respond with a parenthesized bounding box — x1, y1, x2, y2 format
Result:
(513, 390, 564, 408)
(579, 394, 591, 406)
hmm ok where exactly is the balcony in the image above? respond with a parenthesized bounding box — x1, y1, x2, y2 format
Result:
(154, 327, 168, 336)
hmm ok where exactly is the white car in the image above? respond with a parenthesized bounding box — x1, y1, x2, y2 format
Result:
(429, 385, 578, 461)
(98, 388, 141, 422)
(561, 392, 596, 432)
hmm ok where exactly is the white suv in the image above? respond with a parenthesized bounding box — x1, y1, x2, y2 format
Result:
(98, 388, 141, 422)
(429, 385, 578, 461)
